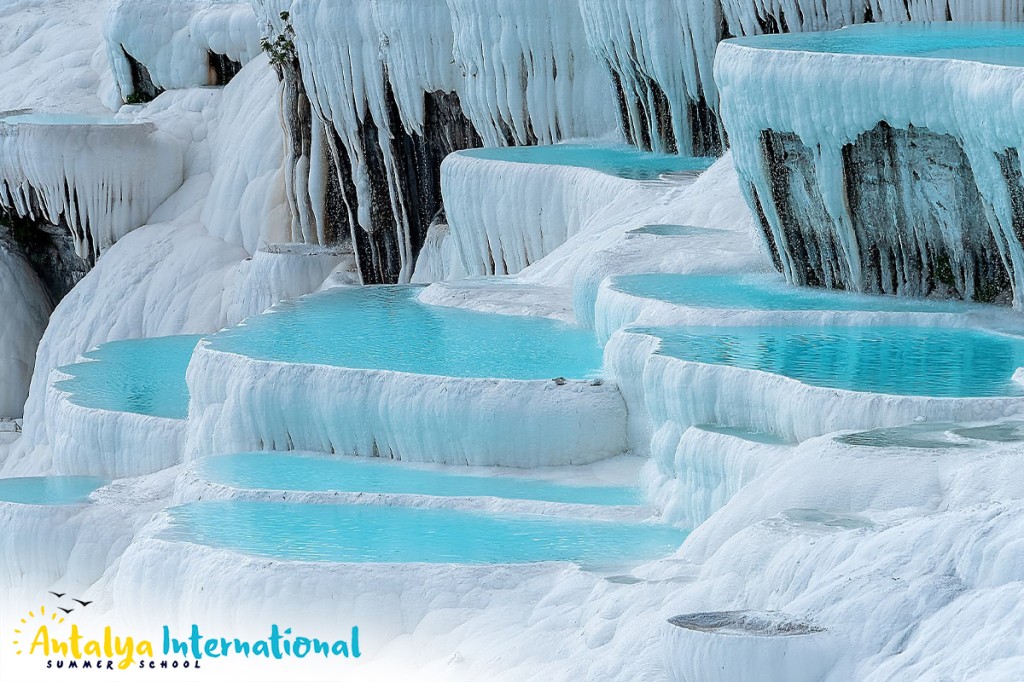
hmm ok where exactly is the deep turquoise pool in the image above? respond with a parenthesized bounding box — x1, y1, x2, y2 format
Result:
(458, 144, 715, 181)
(54, 335, 201, 419)
(0, 476, 107, 505)
(197, 453, 641, 506)
(208, 286, 604, 380)
(613, 273, 972, 313)
(729, 22, 1024, 66)
(166, 501, 687, 565)
(636, 325, 1024, 397)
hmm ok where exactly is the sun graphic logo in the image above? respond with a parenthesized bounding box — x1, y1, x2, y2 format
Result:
(12, 592, 153, 671)
(13, 603, 68, 656)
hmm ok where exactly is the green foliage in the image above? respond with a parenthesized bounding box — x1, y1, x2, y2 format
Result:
(124, 91, 153, 105)
(261, 11, 297, 67)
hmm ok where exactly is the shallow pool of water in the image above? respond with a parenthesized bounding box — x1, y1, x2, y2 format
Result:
(198, 453, 641, 506)
(208, 286, 604, 380)
(626, 225, 727, 238)
(835, 423, 975, 449)
(729, 22, 1024, 66)
(953, 421, 1024, 442)
(614, 273, 973, 313)
(637, 325, 1024, 397)
(166, 501, 686, 565)
(0, 476, 107, 505)
(2, 113, 128, 126)
(458, 144, 715, 181)
(54, 336, 202, 419)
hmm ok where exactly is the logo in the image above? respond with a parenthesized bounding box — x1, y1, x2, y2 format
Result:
(12, 592, 361, 672)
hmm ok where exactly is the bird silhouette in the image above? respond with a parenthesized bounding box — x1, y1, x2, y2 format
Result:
(58, 608, 74, 614)
(48, 591, 65, 598)
(72, 599, 93, 607)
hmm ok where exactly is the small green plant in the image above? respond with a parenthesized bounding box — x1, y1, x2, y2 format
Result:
(124, 91, 153, 105)
(261, 11, 297, 67)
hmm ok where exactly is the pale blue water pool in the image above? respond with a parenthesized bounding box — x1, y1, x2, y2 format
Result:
(953, 421, 1024, 442)
(458, 144, 715, 181)
(614, 273, 973, 313)
(636, 325, 1024, 397)
(198, 453, 641, 506)
(166, 501, 686, 565)
(2, 113, 127, 126)
(626, 225, 726, 237)
(54, 335, 202, 419)
(208, 286, 604, 380)
(730, 22, 1024, 66)
(0, 476, 107, 505)
(696, 424, 789, 446)
(835, 423, 975, 449)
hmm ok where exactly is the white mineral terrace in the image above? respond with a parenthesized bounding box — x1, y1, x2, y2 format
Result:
(6, 3, 1024, 681)
(0, 111, 185, 260)
(717, 23, 1024, 307)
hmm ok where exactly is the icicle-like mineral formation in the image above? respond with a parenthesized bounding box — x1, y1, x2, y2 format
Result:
(0, 115, 186, 262)
(717, 24, 1024, 305)
(253, 0, 615, 284)
(578, 0, 724, 156)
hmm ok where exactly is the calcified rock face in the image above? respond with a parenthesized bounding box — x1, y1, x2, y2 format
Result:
(255, 0, 613, 284)
(717, 24, 1024, 307)
(578, 0, 725, 157)
(0, 212, 89, 305)
(0, 226, 51, 418)
(757, 125, 1010, 302)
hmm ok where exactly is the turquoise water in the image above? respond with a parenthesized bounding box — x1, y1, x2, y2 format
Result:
(459, 144, 715, 181)
(637, 325, 1024, 397)
(208, 286, 604, 380)
(166, 501, 686, 565)
(614, 273, 972, 313)
(54, 336, 202, 419)
(730, 22, 1024, 66)
(0, 476, 107, 505)
(198, 453, 641, 506)
(627, 225, 726, 237)
(3, 113, 126, 125)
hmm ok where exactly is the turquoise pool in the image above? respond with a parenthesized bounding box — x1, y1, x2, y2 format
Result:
(197, 453, 641, 506)
(613, 273, 972, 313)
(0, 476, 107, 505)
(637, 325, 1024, 397)
(729, 22, 1024, 66)
(54, 335, 202, 419)
(2, 113, 128, 125)
(458, 144, 715, 181)
(208, 286, 604, 380)
(166, 501, 686, 565)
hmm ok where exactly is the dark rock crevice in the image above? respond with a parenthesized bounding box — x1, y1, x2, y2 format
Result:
(122, 47, 163, 103)
(754, 123, 1012, 303)
(0, 207, 91, 306)
(208, 51, 243, 86)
